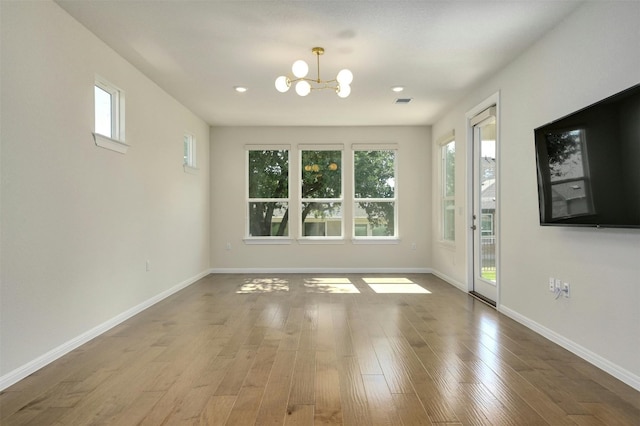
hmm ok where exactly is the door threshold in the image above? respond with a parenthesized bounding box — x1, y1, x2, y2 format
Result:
(469, 291, 496, 308)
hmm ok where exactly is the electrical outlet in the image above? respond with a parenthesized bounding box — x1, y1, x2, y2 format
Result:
(146, 260, 150, 272)
(549, 277, 555, 292)
(411, 242, 417, 250)
(555, 278, 562, 291)
(225, 242, 232, 251)
(563, 282, 570, 298)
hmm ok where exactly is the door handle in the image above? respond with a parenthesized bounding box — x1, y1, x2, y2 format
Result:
(470, 225, 477, 230)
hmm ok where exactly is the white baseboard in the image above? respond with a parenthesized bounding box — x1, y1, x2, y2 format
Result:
(424, 270, 639, 391)
(209, 267, 433, 274)
(430, 269, 468, 293)
(0, 269, 209, 391)
(500, 305, 640, 392)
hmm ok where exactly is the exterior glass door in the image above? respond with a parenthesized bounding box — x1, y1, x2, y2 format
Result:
(471, 109, 497, 304)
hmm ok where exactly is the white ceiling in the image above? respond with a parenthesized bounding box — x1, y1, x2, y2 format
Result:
(56, 0, 582, 127)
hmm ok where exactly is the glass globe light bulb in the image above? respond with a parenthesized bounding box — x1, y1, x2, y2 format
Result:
(292, 60, 309, 78)
(275, 76, 290, 93)
(296, 80, 311, 96)
(336, 69, 353, 85)
(337, 84, 351, 98)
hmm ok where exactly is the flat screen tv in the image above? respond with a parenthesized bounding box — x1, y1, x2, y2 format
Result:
(534, 83, 640, 228)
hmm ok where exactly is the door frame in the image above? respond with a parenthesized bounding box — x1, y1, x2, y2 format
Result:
(465, 91, 501, 308)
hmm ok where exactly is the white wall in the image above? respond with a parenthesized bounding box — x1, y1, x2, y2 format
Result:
(431, 1, 640, 388)
(210, 126, 431, 272)
(0, 1, 210, 383)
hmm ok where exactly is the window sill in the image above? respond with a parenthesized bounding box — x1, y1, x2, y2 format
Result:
(93, 133, 129, 154)
(351, 238, 400, 245)
(183, 164, 199, 175)
(244, 238, 293, 245)
(298, 238, 345, 245)
(436, 240, 456, 250)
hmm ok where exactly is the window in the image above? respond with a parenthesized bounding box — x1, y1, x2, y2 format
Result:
(247, 148, 290, 238)
(440, 137, 455, 242)
(93, 76, 127, 153)
(183, 133, 197, 171)
(481, 213, 494, 235)
(353, 146, 397, 238)
(300, 147, 343, 238)
(245, 144, 399, 242)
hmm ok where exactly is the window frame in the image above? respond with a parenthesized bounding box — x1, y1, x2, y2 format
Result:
(439, 132, 456, 243)
(352, 144, 399, 241)
(93, 76, 128, 153)
(245, 145, 292, 243)
(183, 133, 198, 174)
(299, 144, 344, 241)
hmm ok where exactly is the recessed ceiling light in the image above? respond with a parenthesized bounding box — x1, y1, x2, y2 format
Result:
(391, 86, 404, 92)
(234, 86, 248, 93)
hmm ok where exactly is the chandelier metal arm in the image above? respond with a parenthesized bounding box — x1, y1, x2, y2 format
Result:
(287, 77, 339, 91)
(293, 77, 338, 84)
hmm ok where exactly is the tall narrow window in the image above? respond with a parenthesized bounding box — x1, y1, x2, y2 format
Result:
(184, 133, 196, 167)
(441, 138, 456, 241)
(300, 147, 343, 238)
(353, 146, 397, 238)
(247, 148, 290, 237)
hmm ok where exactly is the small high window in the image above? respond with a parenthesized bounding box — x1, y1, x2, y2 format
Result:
(184, 133, 196, 168)
(93, 76, 127, 153)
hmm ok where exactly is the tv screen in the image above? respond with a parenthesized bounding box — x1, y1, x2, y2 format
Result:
(534, 84, 640, 228)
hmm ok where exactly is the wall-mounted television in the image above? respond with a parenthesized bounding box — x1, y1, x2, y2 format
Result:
(534, 83, 640, 228)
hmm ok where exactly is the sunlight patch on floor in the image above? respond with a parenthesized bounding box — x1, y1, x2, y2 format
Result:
(304, 277, 360, 294)
(363, 277, 431, 294)
(237, 278, 290, 293)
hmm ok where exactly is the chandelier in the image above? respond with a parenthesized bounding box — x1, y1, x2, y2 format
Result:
(275, 47, 353, 98)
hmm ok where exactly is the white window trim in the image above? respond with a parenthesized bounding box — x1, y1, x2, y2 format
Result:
(92, 133, 130, 154)
(299, 145, 344, 241)
(438, 131, 456, 245)
(352, 143, 398, 151)
(93, 76, 126, 153)
(351, 238, 401, 244)
(243, 237, 293, 245)
(352, 144, 399, 240)
(183, 164, 199, 175)
(298, 238, 345, 245)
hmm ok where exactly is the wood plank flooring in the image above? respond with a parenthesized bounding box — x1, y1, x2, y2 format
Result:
(1, 273, 638, 425)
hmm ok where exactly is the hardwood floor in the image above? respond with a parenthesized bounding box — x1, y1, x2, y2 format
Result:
(1, 273, 638, 425)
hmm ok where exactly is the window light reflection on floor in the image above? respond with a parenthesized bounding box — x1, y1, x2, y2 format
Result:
(304, 277, 360, 294)
(363, 277, 431, 294)
(236, 278, 290, 293)
(236, 277, 429, 295)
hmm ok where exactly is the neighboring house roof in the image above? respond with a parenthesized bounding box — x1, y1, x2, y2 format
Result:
(551, 181, 587, 202)
(481, 178, 496, 210)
